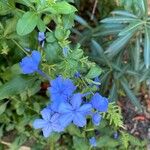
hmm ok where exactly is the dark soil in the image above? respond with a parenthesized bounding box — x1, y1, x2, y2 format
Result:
(119, 96, 150, 140)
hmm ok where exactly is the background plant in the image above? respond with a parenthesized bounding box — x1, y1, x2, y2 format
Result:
(0, 0, 148, 149)
(73, 0, 150, 111)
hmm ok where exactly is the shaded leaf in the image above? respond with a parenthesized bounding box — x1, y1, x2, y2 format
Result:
(111, 10, 138, 18)
(144, 27, 150, 68)
(86, 66, 102, 79)
(101, 17, 138, 24)
(119, 21, 143, 36)
(105, 32, 134, 58)
(0, 75, 37, 100)
(120, 79, 142, 110)
(0, 101, 9, 115)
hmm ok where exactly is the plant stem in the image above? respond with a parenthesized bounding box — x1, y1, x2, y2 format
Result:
(37, 69, 51, 82)
(84, 128, 95, 132)
(50, 142, 54, 150)
(46, 27, 52, 32)
(11, 39, 29, 55)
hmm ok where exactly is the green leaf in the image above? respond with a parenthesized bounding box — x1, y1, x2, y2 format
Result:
(67, 124, 84, 137)
(4, 17, 17, 36)
(109, 82, 118, 101)
(101, 16, 138, 24)
(73, 137, 89, 150)
(37, 18, 46, 32)
(86, 66, 102, 79)
(0, 101, 8, 115)
(105, 32, 134, 58)
(97, 136, 119, 148)
(75, 15, 91, 28)
(0, 1, 13, 15)
(63, 13, 75, 29)
(54, 27, 66, 41)
(16, 11, 38, 36)
(118, 21, 143, 36)
(144, 27, 150, 68)
(16, 0, 34, 8)
(91, 39, 104, 55)
(0, 75, 37, 100)
(46, 32, 56, 43)
(133, 37, 141, 71)
(137, 0, 148, 17)
(50, 1, 77, 14)
(45, 43, 60, 63)
(120, 79, 142, 110)
(111, 10, 138, 18)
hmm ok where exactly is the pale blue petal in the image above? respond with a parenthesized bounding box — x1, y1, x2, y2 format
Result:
(59, 102, 73, 113)
(89, 137, 97, 147)
(31, 50, 41, 64)
(42, 125, 52, 138)
(78, 104, 92, 114)
(41, 108, 52, 121)
(59, 113, 74, 127)
(52, 123, 64, 132)
(33, 119, 47, 129)
(91, 93, 109, 112)
(92, 113, 101, 126)
(70, 93, 82, 109)
(73, 113, 86, 127)
(50, 113, 60, 122)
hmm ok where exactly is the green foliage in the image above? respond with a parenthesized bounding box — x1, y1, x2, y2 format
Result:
(0, 0, 147, 149)
(17, 12, 39, 36)
(73, 0, 150, 111)
(104, 102, 124, 129)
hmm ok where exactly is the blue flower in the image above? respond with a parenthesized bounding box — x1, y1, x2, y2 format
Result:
(58, 93, 92, 127)
(33, 108, 64, 138)
(89, 137, 97, 147)
(92, 113, 101, 126)
(74, 72, 81, 78)
(38, 32, 45, 42)
(113, 132, 119, 139)
(91, 93, 108, 112)
(62, 47, 69, 57)
(48, 76, 76, 103)
(20, 50, 41, 74)
(38, 32, 46, 47)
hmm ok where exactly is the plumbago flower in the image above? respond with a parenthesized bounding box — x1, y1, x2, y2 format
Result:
(38, 32, 46, 47)
(89, 137, 97, 147)
(91, 93, 108, 112)
(33, 108, 64, 138)
(20, 50, 41, 74)
(19, 50, 110, 138)
(58, 93, 92, 127)
(92, 113, 102, 126)
(48, 76, 76, 110)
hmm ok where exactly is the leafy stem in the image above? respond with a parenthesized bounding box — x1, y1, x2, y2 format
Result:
(11, 39, 29, 55)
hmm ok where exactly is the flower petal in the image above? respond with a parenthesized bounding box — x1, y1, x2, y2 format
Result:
(59, 113, 74, 127)
(31, 50, 41, 64)
(42, 125, 52, 138)
(52, 123, 64, 132)
(91, 93, 108, 112)
(70, 93, 82, 109)
(92, 113, 101, 126)
(73, 113, 86, 127)
(59, 102, 73, 113)
(50, 113, 60, 122)
(78, 104, 92, 114)
(89, 137, 97, 147)
(41, 108, 52, 121)
(33, 119, 47, 129)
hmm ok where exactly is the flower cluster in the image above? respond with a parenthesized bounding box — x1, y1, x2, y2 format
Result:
(19, 50, 109, 138)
